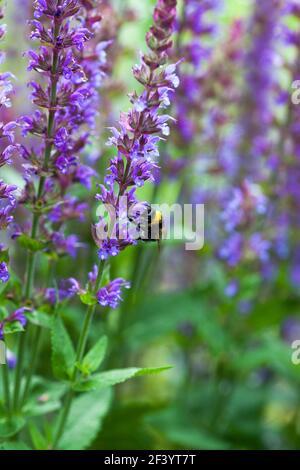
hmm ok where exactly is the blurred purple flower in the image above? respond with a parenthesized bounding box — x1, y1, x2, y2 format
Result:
(0, 261, 9, 283)
(97, 278, 130, 309)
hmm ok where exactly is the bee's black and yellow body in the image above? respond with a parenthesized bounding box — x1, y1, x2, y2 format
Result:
(129, 203, 163, 250)
(142, 207, 163, 242)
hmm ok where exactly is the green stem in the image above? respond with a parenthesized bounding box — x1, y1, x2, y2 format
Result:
(52, 259, 106, 449)
(12, 333, 26, 411)
(21, 326, 42, 405)
(2, 362, 11, 418)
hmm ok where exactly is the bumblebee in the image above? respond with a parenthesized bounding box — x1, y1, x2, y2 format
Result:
(129, 203, 163, 250)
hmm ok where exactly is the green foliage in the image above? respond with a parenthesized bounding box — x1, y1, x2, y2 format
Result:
(28, 422, 48, 450)
(4, 321, 25, 335)
(23, 378, 67, 418)
(58, 389, 112, 450)
(74, 367, 171, 392)
(0, 249, 9, 263)
(17, 234, 46, 252)
(27, 310, 52, 329)
(79, 291, 97, 306)
(78, 336, 108, 375)
(51, 316, 75, 381)
(0, 441, 31, 450)
(0, 416, 26, 439)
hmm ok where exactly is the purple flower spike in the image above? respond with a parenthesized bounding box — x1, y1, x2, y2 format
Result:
(94, 0, 178, 263)
(97, 279, 131, 309)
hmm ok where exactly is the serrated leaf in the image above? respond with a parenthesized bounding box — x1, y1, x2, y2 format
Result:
(51, 316, 75, 381)
(74, 366, 171, 392)
(79, 336, 108, 375)
(58, 388, 112, 450)
(79, 291, 97, 306)
(17, 234, 46, 252)
(27, 310, 52, 329)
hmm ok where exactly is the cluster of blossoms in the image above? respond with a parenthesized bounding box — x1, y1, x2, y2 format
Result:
(173, 0, 220, 145)
(15, 0, 113, 266)
(272, 2, 300, 287)
(215, 0, 284, 297)
(96, 277, 130, 309)
(164, 0, 246, 190)
(238, 0, 283, 177)
(0, 3, 18, 283)
(157, 0, 223, 185)
(90, 0, 178, 307)
(0, 307, 29, 340)
(219, 181, 269, 268)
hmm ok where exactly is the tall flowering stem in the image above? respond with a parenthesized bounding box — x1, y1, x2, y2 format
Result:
(23, 0, 90, 299)
(53, 0, 178, 448)
(0, 0, 17, 419)
(13, 0, 94, 411)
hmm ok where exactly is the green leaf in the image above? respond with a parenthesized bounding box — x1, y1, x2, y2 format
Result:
(0, 306, 9, 321)
(79, 291, 97, 306)
(23, 377, 67, 417)
(0, 441, 31, 450)
(3, 321, 24, 335)
(17, 234, 46, 252)
(58, 388, 112, 450)
(0, 416, 26, 439)
(28, 422, 48, 450)
(78, 336, 108, 375)
(51, 316, 75, 381)
(74, 366, 171, 392)
(0, 249, 9, 263)
(27, 310, 52, 329)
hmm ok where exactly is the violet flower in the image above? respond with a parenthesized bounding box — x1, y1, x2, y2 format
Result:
(18, 0, 109, 260)
(97, 278, 130, 309)
(216, 1, 282, 286)
(0, 5, 18, 234)
(242, 0, 283, 168)
(0, 307, 30, 340)
(45, 277, 80, 304)
(0, 16, 14, 109)
(0, 261, 9, 283)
